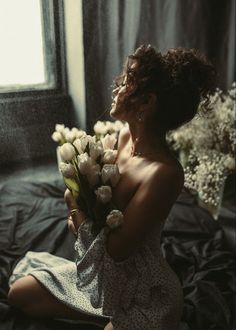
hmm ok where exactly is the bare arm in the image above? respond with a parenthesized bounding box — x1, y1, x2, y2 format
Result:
(64, 189, 86, 234)
(106, 165, 184, 262)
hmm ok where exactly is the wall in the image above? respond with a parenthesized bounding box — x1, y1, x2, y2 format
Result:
(0, 95, 72, 165)
(64, 0, 86, 130)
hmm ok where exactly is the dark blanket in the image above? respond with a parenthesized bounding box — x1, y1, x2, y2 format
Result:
(0, 179, 235, 330)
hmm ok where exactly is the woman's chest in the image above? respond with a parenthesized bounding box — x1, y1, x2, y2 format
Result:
(112, 168, 139, 211)
(112, 154, 147, 211)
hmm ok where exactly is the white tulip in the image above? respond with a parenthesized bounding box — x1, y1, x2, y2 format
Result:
(87, 135, 96, 143)
(76, 129, 86, 138)
(77, 153, 94, 175)
(71, 127, 86, 138)
(106, 210, 124, 229)
(55, 124, 65, 133)
(65, 130, 76, 143)
(94, 121, 108, 135)
(101, 134, 117, 150)
(105, 121, 114, 132)
(73, 138, 83, 154)
(79, 135, 90, 152)
(89, 141, 104, 160)
(101, 164, 120, 187)
(59, 143, 76, 162)
(95, 185, 112, 203)
(62, 127, 70, 138)
(87, 163, 101, 186)
(59, 162, 76, 179)
(102, 149, 117, 164)
(113, 120, 124, 131)
(51, 131, 62, 143)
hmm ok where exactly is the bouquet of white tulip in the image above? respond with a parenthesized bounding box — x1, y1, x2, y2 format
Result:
(52, 121, 125, 234)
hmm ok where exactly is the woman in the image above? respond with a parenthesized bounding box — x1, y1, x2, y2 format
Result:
(8, 45, 216, 329)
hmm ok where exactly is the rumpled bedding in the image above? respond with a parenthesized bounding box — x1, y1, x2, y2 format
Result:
(0, 179, 235, 330)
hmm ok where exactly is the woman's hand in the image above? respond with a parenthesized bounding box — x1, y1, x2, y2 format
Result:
(64, 189, 86, 235)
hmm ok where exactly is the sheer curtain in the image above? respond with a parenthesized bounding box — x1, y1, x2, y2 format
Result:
(82, 0, 235, 131)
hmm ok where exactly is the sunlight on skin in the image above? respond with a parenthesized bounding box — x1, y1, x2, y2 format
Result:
(104, 321, 114, 330)
(0, 0, 45, 86)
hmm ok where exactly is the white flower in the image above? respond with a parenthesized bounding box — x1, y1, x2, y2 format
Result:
(71, 127, 86, 138)
(102, 149, 117, 164)
(59, 162, 76, 179)
(59, 143, 76, 162)
(62, 127, 70, 136)
(87, 163, 101, 186)
(73, 138, 83, 154)
(106, 210, 124, 229)
(101, 134, 117, 150)
(89, 141, 104, 160)
(79, 136, 89, 153)
(77, 152, 94, 175)
(113, 120, 124, 132)
(65, 130, 77, 143)
(80, 135, 96, 152)
(224, 156, 236, 171)
(94, 121, 108, 135)
(101, 164, 120, 187)
(95, 185, 112, 203)
(51, 131, 62, 143)
(55, 124, 65, 133)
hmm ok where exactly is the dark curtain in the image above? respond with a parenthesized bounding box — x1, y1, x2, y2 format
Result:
(82, 0, 235, 131)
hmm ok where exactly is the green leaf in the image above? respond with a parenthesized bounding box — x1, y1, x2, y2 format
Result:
(64, 177, 79, 192)
(63, 177, 80, 200)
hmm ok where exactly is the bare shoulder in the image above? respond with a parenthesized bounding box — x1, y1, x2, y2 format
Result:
(145, 158, 184, 198)
(156, 160, 184, 186)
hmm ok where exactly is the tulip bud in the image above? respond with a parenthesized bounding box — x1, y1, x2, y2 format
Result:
(101, 164, 120, 187)
(101, 134, 117, 150)
(59, 143, 76, 162)
(106, 210, 124, 229)
(51, 131, 62, 143)
(102, 149, 117, 164)
(59, 162, 76, 179)
(95, 185, 112, 203)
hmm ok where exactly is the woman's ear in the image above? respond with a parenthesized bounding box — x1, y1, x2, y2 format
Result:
(141, 93, 157, 113)
(141, 93, 156, 105)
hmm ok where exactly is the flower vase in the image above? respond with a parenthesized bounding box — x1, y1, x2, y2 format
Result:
(198, 178, 226, 221)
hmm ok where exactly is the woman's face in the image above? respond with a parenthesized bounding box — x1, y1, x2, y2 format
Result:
(110, 75, 129, 120)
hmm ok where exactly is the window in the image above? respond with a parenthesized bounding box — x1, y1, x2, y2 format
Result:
(0, 0, 66, 96)
(0, 0, 70, 166)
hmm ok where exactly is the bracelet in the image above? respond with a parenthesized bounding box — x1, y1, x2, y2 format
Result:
(68, 208, 86, 224)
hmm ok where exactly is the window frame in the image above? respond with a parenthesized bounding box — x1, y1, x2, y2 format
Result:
(0, 0, 67, 100)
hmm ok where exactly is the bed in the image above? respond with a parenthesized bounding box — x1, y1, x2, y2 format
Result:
(0, 177, 235, 330)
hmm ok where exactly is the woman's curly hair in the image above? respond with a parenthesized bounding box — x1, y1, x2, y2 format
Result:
(114, 44, 217, 131)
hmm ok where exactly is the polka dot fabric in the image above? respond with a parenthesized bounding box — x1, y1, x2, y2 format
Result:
(9, 219, 189, 329)
(75, 220, 185, 329)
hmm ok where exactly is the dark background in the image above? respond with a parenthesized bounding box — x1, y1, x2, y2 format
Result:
(83, 0, 236, 131)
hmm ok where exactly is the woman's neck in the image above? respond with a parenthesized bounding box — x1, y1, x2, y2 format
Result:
(128, 122, 168, 157)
